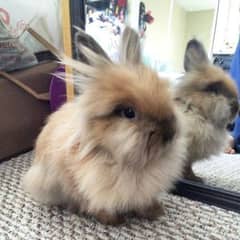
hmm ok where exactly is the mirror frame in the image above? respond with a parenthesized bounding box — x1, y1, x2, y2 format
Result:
(70, 0, 240, 213)
(173, 180, 240, 213)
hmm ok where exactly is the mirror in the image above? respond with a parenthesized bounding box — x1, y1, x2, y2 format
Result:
(193, 154, 240, 192)
(82, 0, 240, 196)
(139, 0, 218, 74)
(139, 0, 240, 194)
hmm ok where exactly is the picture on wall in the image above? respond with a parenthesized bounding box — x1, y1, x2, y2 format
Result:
(85, 0, 128, 61)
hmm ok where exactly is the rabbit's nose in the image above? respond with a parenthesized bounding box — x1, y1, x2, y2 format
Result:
(162, 126, 176, 143)
(159, 117, 176, 144)
(227, 122, 235, 131)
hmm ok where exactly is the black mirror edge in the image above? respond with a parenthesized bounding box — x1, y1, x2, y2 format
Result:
(172, 179, 240, 213)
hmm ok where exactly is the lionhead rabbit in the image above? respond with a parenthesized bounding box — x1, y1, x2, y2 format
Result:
(22, 27, 186, 225)
(175, 39, 239, 182)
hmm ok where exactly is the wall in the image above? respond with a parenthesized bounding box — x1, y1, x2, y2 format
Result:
(169, 7, 214, 72)
(140, 0, 214, 72)
(185, 10, 214, 52)
(169, 1, 186, 72)
(127, 0, 216, 72)
(141, 0, 171, 61)
(213, 0, 240, 54)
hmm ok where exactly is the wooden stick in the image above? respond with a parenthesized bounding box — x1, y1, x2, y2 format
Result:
(27, 28, 63, 60)
(0, 71, 49, 101)
(27, 2, 75, 101)
(61, 0, 74, 100)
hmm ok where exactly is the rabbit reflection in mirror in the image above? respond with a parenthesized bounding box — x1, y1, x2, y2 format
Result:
(175, 39, 239, 182)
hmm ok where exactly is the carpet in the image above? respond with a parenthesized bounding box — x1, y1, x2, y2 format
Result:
(0, 152, 240, 240)
(193, 154, 240, 192)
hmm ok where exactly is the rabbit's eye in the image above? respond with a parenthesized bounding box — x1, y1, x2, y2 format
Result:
(122, 107, 135, 119)
(204, 82, 222, 94)
(205, 85, 219, 94)
(114, 106, 136, 119)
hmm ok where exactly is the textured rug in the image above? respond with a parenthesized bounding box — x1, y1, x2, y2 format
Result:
(0, 152, 240, 240)
(193, 154, 240, 192)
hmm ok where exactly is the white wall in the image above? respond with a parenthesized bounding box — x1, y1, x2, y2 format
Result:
(129, 0, 216, 72)
(141, 0, 172, 60)
(185, 10, 214, 53)
(213, 0, 240, 54)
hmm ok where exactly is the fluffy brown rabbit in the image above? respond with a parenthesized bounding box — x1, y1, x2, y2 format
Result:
(175, 39, 239, 182)
(22, 27, 187, 225)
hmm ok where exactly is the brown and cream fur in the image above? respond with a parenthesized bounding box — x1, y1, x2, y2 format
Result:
(175, 39, 239, 181)
(22, 27, 187, 225)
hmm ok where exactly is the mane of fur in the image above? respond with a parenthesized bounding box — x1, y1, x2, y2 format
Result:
(22, 27, 187, 224)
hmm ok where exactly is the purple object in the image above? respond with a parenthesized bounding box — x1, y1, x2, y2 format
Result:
(49, 65, 67, 112)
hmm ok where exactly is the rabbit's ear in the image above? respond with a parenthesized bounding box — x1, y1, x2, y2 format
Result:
(64, 29, 114, 92)
(73, 26, 112, 68)
(184, 39, 209, 72)
(119, 26, 142, 65)
(74, 26, 111, 63)
(27, 26, 104, 92)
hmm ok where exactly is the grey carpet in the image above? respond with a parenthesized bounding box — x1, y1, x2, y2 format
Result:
(0, 152, 240, 240)
(193, 154, 240, 192)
